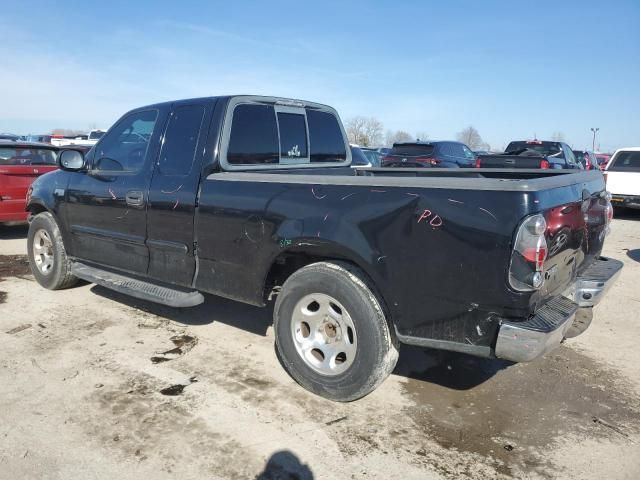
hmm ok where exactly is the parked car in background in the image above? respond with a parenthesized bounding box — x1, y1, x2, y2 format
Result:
(0, 142, 90, 224)
(350, 144, 372, 167)
(595, 153, 612, 170)
(26, 94, 619, 401)
(377, 147, 391, 156)
(605, 148, 640, 210)
(382, 141, 476, 167)
(360, 147, 383, 167)
(0, 141, 59, 223)
(0, 133, 20, 141)
(476, 140, 582, 169)
(26, 134, 53, 144)
(573, 150, 600, 170)
(51, 129, 107, 148)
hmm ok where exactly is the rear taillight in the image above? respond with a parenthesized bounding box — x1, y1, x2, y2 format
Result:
(509, 214, 548, 291)
(540, 159, 550, 169)
(603, 172, 608, 185)
(475, 157, 482, 168)
(428, 158, 441, 166)
(413, 156, 433, 165)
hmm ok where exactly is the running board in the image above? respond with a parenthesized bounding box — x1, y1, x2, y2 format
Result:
(71, 262, 204, 308)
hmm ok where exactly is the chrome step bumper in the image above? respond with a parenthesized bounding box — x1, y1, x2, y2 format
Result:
(495, 256, 623, 363)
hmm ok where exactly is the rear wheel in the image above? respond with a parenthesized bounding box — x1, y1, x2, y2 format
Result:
(274, 261, 398, 401)
(27, 212, 78, 290)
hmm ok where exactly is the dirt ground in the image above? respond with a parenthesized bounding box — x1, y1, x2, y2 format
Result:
(1, 212, 640, 480)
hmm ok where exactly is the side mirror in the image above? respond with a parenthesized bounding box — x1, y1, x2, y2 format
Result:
(58, 150, 85, 171)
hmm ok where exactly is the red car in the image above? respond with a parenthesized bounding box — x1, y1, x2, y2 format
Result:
(0, 141, 61, 223)
(595, 153, 611, 170)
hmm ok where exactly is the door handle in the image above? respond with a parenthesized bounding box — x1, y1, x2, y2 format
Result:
(125, 190, 144, 207)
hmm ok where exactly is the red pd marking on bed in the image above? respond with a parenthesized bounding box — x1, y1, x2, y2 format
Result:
(417, 209, 443, 228)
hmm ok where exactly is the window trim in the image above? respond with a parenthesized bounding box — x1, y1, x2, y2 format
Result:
(219, 96, 351, 171)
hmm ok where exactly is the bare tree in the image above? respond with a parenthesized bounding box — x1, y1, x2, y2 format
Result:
(551, 131, 565, 142)
(456, 126, 484, 150)
(363, 117, 384, 147)
(415, 131, 429, 142)
(385, 130, 413, 146)
(345, 116, 384, 147)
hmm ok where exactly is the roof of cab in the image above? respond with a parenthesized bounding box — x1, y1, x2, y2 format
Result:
(135, 95, 334, 111)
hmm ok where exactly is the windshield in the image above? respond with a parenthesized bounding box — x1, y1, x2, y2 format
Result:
(0, 147, 58, 165)
(609, 151, 640, 172)
(361, 149, 382, 167)
(506, 141, 563, 157)
(350, 146, 370, 166)
(89, 131, 105, 140)
(389, 144, 434, 156)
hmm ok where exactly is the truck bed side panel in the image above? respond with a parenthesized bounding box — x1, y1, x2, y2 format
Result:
(195, 174, 536, 348)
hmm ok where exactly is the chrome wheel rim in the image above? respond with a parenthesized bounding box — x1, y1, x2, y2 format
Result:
(33, 229, 54, 275)
(291, 293, 357, 376)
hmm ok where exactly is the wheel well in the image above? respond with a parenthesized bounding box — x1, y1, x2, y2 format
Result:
(264, 252, 354, 302)
(27, 203, 47, 217)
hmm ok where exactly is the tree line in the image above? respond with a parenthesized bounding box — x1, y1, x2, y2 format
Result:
(344, 116, 494, 151)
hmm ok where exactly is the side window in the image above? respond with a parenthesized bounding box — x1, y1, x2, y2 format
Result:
(277, 110, 309, 162)
(158, 104, 205, 176)
(462, 145, 475, 159)
(227, 104, 279, 164)
(307, 109, 347, 163)
(564, 145, 576, 165)
(94, 110, 158, 172)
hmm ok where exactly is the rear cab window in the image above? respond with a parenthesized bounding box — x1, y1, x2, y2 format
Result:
(221, 96, 349, 170)
(389, 144, 434, 157)
(506, 141, 564, 159)
(609, 151, 640, 172)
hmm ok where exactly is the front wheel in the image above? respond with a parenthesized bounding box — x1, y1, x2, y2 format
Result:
(27, 212, 78, 290)
(273, 261, 399, 401)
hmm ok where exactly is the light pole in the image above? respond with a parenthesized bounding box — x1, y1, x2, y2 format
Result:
(590, 127, 599, 152)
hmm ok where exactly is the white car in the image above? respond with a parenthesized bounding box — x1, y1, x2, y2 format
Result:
(605, 147, 640, 210)
(51, 129, 106, 148)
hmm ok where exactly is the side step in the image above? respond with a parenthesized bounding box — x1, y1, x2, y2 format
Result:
(71, 262, 204, 308)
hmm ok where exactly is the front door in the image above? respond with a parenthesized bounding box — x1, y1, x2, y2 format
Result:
(64, 107, 166, 274)
(146, 101, 212, 286)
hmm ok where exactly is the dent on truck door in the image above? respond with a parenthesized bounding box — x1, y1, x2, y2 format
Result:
(146, 102, 211, 286)
(65, 109, 165, 274)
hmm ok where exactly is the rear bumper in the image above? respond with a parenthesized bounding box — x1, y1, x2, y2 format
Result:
(495, 256, 623, 362)
(611, 194, 640, 209)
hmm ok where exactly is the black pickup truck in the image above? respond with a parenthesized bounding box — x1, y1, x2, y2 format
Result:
(26, 95, 622, 401)
(476, 140, 583, 170)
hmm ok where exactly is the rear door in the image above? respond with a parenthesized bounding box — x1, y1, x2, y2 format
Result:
(64, 108, 166, 274)
(145, 101, 212, 287)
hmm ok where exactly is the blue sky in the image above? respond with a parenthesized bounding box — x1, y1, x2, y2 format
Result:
(1, 0, 638, 151)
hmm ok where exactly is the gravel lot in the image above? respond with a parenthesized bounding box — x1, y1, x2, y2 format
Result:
(1, 212, 639, 480)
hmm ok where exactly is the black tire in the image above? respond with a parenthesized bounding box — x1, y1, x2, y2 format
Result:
(273, 261, 399, 401)
(27, 212, 78, 290)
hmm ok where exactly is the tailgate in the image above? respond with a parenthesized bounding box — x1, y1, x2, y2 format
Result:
(538, 184, 611, 299)
(0, 165, 57, 208)
(478, 154, 545, 169)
